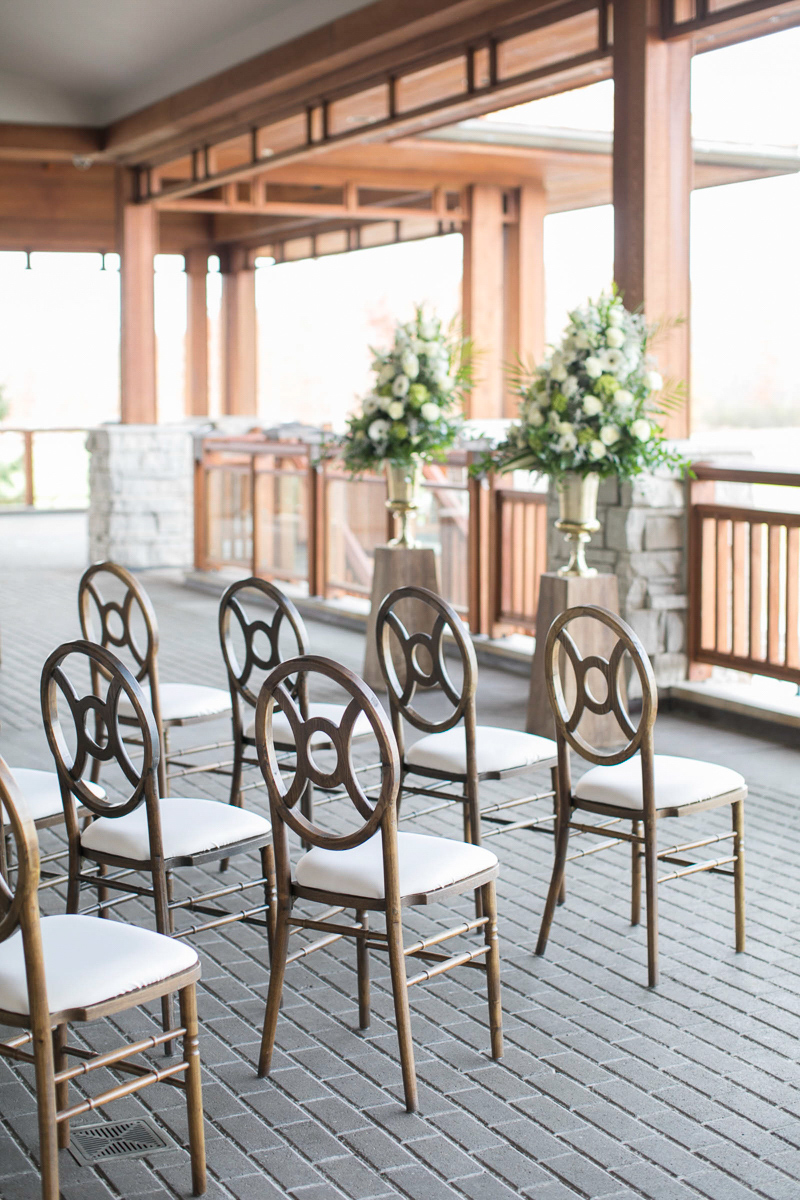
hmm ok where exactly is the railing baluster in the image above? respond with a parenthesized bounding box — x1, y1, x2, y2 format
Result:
(715, 517, 730, 653)
(786, 526, 799, 669)
(731, 519, 748, 658)
(767, 523, 782, 665)
(750, 521, 763, 661)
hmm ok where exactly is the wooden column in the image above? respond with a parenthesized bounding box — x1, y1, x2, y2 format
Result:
(504, 183, 546, 416)
(462, 184, 504, 419)
(118, 169, 157, 424)
(185, 248, 209, 417)
(613, 0, 692, 438)
(220, 247, 257, 416)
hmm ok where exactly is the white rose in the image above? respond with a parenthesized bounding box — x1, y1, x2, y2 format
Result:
(614, 388, 634, 409)
(527, 408, 544, 428)
(392, 374, 410, 397)
(647, 370, 663, 391)
(558, 432, 578, 453)
(401, 351, 419, 380)
(562, 376, 579, 399)
(550, 363, 567, 383)
(600, 424, 621, 446)
(556, 421, 574, 436)
(583, 395, 603, 417)
(606, 327, 625, 348)
(589, 440, 607, 460)
(631, 418, 651, 441)
(584, 356, 603, 379)
(368, 419, 390, 442)
(387, 400, 405, 420)
(607, 306, 624, 327)
(420, 401, 440, 422)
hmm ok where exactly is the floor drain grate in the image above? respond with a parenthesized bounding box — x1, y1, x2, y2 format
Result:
(68, 1117, 174, 1166)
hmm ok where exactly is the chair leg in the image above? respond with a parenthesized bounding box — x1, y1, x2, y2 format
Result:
(220, 740, 245, 873)
(261, 844, 276, 959)
(66, 844, 81, 915)
(732, 799, 746, 953)
(552, 768, 566, 906)
(53, 1023, 70, 1149)
(159, 728, 170, 798)
(536, 801, 571, 957)
(385, 904, 417, 1113)
(152, 865, 175, 1048)
(31, 1017, 59, 1200)
(356, 910, 371, 1031)
(482, 881, 503, 1060)
(643, 815, 659, 988)
(631, 819, 642, 927)
(258, 900, 292, 1077)
(179, 984, 207, 1197)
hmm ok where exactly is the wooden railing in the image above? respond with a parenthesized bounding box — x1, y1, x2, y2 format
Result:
(689, 464, 800, 684)
(194, 433, 549, 637)
(0, 427, 89, 510)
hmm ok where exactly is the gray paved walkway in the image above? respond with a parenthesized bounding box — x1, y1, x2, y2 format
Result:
(2, 512, 800, 1200)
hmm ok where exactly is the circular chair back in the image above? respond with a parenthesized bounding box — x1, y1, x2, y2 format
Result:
(545, 605, 657, 767)
(219, 577, 310, 721)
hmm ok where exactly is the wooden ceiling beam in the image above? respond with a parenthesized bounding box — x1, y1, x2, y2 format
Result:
(0, 123, 103, 162)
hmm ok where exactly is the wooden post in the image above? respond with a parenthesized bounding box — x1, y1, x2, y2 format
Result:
(504, 183, 546, 416)
(185, 248, 209, 417)
(220, 247, 258, 416)
(462, 184, 504, 419)
(118, 169, 157, 424)
(23, 431, 34, 507)
(613, 0, 692, 438)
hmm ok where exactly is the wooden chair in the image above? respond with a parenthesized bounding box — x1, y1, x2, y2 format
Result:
(1, 766, 103, 890)
(39, 639, 274, 1033)
(375, 586, 558, 848)
(79, 561, 232, 796)
(253, 654, 503, 1113)
(219, 576, 373, 818)
(0, 757, 206, 1199)
(535, 604, 747, 988)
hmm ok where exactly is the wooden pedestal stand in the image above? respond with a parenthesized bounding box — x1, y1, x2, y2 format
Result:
(527, 572, 622, 747)
(363, 546, 440, 691)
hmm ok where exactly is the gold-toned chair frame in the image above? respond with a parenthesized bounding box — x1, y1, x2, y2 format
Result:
(79, 561, 231, 797)
(536, 604, 746, 987)
(0, 758, 206, 1199)
(39, 640, 275, 1032)
(253, 654, 503, 1113)
(376, 586, 558, 847)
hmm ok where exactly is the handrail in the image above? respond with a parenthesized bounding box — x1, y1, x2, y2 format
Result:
(692, 462, 800, 488)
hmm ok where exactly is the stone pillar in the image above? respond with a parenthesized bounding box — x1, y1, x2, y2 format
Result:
(88, 425, 194, 568)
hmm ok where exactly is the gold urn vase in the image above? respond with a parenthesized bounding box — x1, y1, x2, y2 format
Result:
(385, 458, 423, 548)
(555, 472, 601, 578)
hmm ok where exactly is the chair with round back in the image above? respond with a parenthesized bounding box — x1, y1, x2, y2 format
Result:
(0, 756, 206, 1199)
(79, 561, 231, 796)
(39, 639, 274, 1033)
(375, 585, 559, 848)
(536, 604, 747, 987)
(253, 654, 503, 1113)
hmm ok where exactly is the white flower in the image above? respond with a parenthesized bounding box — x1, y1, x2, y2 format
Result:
(600, 424, 621, 446)
(558, 432, 578, 453)
(606, 327, 625, 348)
(607, 306, 624, 327)
(362, 395, 379, 416)
(584, 356, 603, 379)
(589, 440, 607, 460)
(527, 408, 544, 428)
(388, 400, 405, 420)
(550, 362, 567, 383)
(420, 316, 437, 340)
(562, 375, 579, 399)
(647, 370, 663, 391)
(614, 388, 634, 410)
(401, 351, 419, 380)
(368, 419, 390, 442)
(377, 364, 394, 387)
(583, 395, 604, 417)
(420, 401, 440, 422)
(574, 330, 592, 350)
(392, 374, 410, 397)
(600, 348, 625, 372)
(631, 418, 651, 441)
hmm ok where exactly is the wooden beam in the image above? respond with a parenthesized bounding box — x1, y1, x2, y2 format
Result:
(118, 169, 157, 423)
(156, 196, 462, 222)
(185, 248, 209, 417)
(613, 0, 691, 439)
(504, 182, 546, 415)
(462, 184, 505, 420)
(0, 123, 102, 162)
(220, 248, 258, 416)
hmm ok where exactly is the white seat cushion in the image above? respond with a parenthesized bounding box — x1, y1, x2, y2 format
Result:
(574, 754, 746, 811)
(245, 701, 372, 747)
(80, 796, 271, 861)
(296, 830, 497, 899)
(0, 914, 198, 1016)
(119, 682, 231, 723)
(6, 768, 105, 823)
(405, 726, 556, 776)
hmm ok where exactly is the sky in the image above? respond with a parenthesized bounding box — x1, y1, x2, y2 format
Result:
(0, 25, 798, 444)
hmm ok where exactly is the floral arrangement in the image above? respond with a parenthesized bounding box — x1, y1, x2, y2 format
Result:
(339, 306, 471, 472)
(492, 289, 686, 481)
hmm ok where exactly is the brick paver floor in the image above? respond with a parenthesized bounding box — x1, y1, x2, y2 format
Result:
(2, 512, 800, 1200)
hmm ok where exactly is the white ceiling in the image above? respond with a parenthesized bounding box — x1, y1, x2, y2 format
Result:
(0, 0, 375, 126)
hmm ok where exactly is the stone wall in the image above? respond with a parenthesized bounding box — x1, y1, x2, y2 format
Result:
(88, 425, 195, 568)
(546, 471, 688, 692)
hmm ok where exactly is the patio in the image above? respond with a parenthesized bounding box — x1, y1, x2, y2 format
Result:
(2, 511, 800, 1200)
